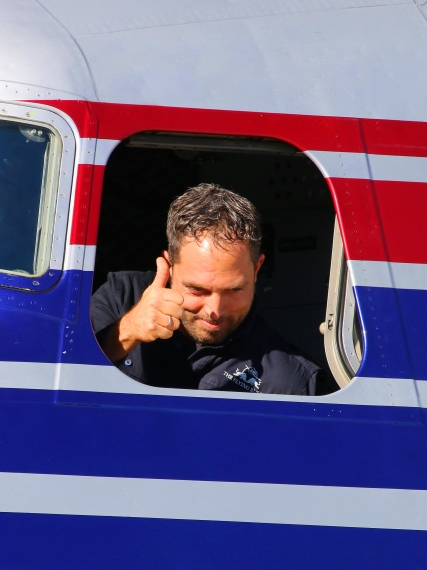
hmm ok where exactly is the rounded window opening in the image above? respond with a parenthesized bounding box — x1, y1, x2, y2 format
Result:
(93, 133, 342, 395)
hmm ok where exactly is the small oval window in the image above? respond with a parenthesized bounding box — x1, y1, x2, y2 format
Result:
(0, 118, 61, 276)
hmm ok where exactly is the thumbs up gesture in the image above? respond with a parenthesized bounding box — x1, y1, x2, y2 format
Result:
(118, 257, 184, 349)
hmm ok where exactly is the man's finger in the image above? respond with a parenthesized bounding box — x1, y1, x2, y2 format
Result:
(158, 300, 184, 320)
(162, 288, 184, 306)
(152, 257, 170, 288)
(160, 314, 180, 331)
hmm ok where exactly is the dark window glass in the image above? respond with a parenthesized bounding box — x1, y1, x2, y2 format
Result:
(0, 120, 53, 274)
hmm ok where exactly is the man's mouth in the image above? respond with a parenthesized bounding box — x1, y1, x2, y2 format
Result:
(198, 319, 224, 330)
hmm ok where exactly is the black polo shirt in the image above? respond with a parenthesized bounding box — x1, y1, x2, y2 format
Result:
(91, 271, 321, 395)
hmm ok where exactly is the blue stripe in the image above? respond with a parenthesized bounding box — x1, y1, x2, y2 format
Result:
(0, 388, 425, 490)
(0, 272, 425, 383)
(0, 513, 425, 569)
(356, 286, 427, 380)
(0, 270, 109, 365)
(355, 286, 413, 379)
(394, 288, 427, 380)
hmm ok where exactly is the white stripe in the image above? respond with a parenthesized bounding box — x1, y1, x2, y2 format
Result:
(348, 260, 427, 290)
(82, 245, 97, 271)
(83, 144, 427, 180)
(0, 361, 422, 409)
(306, 151, 427, 182)
(93, 138, 120, 165)
(63, 245, 96, 271)
(1, 472, 427, 531)
(80, 138, 119, 166)
(79, 137, 96, 165)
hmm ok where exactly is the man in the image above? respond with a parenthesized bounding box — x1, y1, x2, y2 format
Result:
(91, 184, 321, 394)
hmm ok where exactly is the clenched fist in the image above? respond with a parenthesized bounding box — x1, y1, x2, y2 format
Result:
(102, 257, 184, 363)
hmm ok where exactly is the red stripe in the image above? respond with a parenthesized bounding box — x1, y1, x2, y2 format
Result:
(86, 166, 105, 246)
(330, 178, 427, 264)
(88, 103, 366, 153)
(29, 100, 427, 156)
(360, 118, 427, 157)
(70, 165, 105, 246)
(23, 100, 98, 138)
(329, 178, 387, 262)
(373, 180, 427, 264)
(25, 100, 427, 257)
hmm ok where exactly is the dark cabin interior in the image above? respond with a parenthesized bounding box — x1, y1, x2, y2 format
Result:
(94, 134, 339, 394)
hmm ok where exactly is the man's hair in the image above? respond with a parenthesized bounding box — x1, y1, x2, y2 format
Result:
(166, 183, 262, 264)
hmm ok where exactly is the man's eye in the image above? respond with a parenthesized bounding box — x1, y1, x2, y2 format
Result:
(231, 288, 243, 292)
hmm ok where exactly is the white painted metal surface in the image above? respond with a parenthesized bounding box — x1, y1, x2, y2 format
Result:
(306, 151, 427, 183)
(348, 260, 427, 291)
(1, 1, 427, 122)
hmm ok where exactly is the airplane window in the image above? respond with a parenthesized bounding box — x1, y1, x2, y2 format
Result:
(0, 119, 60, 277)
(94, 134, 340, 395)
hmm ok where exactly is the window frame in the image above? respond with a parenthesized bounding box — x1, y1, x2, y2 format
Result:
(323, 219, 363, 388)
(0, 102, 76, 291)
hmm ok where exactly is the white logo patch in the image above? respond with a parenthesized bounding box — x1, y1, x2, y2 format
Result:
(223, 364, 262, 393)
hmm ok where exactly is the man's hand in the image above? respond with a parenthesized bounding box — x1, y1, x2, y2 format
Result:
(101, 257, 184, 363)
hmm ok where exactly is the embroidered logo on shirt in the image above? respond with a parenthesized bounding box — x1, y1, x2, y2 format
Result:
(223, 365, 262, 393)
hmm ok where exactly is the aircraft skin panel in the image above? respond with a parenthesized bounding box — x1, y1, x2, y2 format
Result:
(42, 2, 427, 122)
(1, 4, 427, 561)
(0, 2, 96, 101)
(1, 3, 427, 122)
(37, 0, 411, 38)
(0, 513, 426, 569)
(0, 388, 421, 488)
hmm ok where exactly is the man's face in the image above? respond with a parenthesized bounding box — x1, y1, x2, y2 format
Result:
(167, 237, 264, 345)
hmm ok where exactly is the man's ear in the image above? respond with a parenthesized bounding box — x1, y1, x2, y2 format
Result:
(162, 250, 173, 277)
(254, 254, 265, 281)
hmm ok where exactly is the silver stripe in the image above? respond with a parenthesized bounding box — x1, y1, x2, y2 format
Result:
(80, 138, 119, 166)
(348, 260, 427, 290)
(93, 138, 120, 166)
(1, 472, 427, 531)
(306, 150, 427, 183)
(63, 245, 96, 271)
(0, 361, 422, 408)
(79, 137, 96, 165)
(86, 145, 427, 180)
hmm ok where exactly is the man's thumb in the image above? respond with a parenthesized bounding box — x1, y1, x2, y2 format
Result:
(152, 257, 171, 288)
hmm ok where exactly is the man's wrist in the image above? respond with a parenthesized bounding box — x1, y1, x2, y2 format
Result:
(117, 313, 140, 353)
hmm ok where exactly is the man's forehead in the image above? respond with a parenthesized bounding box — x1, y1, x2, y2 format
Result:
(178, 235, 251, 261)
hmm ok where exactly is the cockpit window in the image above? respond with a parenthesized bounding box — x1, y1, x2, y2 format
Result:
(0, 119, 61, 276)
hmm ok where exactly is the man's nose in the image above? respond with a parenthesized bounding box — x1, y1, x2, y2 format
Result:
(204, 293, 224, 320)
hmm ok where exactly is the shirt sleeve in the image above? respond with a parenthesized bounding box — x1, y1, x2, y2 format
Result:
(296, 368, 319, 396)
(90, 277, 122, 335)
